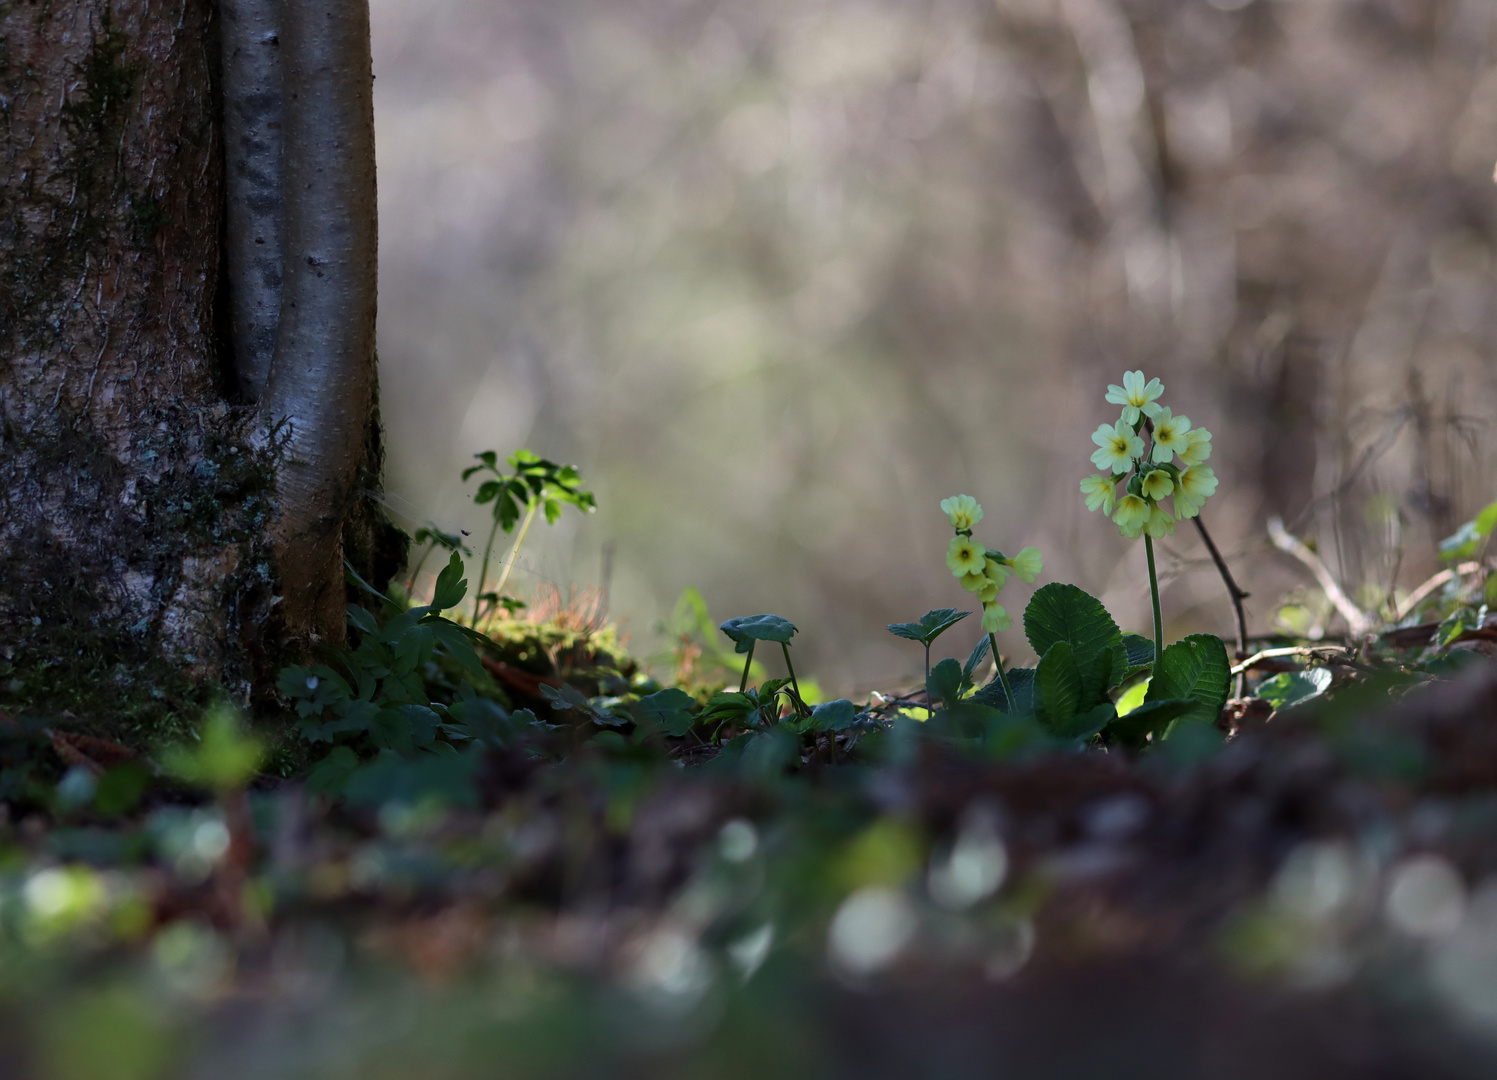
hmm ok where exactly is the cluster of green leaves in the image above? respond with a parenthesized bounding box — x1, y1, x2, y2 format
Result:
(465, 449, 596, 533)
(895, 584, 1232, 751)
(464, 449, 596, 620)
(278, 554, 505, 793)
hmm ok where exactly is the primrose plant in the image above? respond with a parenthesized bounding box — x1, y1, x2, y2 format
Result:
(1081, 371, 1217, 666)
(940, 494, 1043, 711)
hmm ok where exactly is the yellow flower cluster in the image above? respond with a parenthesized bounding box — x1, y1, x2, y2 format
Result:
(940, 495, 1043, 633)
(1081, 372, 1218, 539)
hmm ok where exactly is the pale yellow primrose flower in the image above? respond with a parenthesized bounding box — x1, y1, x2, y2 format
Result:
(983, 558, 1011, 589)
(947, 536, 987, 578)
(1144, 502, 1176, 538)
(1090, 419, 1145, 474)
(982, 603, 1012, 634)
(1005, 546, 1043, 583)
(1113, 493, 1151, 538)
(1150, 407, 1191, 464)
(940, 494, 983, 532)
(958, 571, 988, 594)
(975, 578, 1001, 604)
(1141, 470, 1173, 501)
(1179, 427, 1212, 467)
(1105, 371, 1165, 425)
(1080, 475, 1116, 515)
(1173, 464, 1218, 519)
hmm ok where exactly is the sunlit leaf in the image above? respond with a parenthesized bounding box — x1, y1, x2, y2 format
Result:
(1256, 667, 1333, 711)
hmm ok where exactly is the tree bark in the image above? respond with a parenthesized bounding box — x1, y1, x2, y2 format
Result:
(0, 0, 393, 736)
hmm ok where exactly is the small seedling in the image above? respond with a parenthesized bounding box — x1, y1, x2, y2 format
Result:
(888, 608, 969, 717)
(463, 449, 596, 625)
(720, 614, 807, 717)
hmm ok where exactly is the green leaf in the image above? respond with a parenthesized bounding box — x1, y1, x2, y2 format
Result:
(1115, 677, 1150, 716)
(1108, 697, 1200, 744)
(1023, 584, 1122, 667)
(306, 746, 360, 797)
(1120, 633, 1156, 670)
(973, 667, 1034, 714)
(887, 608, 970, 645)
(927, 658, 965, 711)
(1256, 668, 1332, 711)
(430, 552, 468, 612)
(1440, 521, 1481, 561)
(634, 688, 697, 737)
(1035, 641, 1083, 733)
(720, 614, 798, 653)
(699, 691, 757, 725)
(1145, 634, 1231, 724)
(1060, 702, 1116, 742)
(346, 604, 379, 636)
(426, 619, 485, 679)
(962, 636, 990, 688)
(808, 699, 861, 732)
(1478, 500, 1497, 538)
(1077, 643, 1115, 708)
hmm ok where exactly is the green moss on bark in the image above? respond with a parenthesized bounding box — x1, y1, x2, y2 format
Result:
(0, 410, 281, 743)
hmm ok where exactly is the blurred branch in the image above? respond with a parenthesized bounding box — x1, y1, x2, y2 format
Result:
(1394, 560, 1484, 622)
(1267, 517, 1373, 636)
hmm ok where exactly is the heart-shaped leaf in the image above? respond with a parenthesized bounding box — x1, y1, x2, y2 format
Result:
(1024, 584, 1122, 667)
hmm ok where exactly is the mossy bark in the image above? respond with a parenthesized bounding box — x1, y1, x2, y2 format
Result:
(0, 1, 398, 739)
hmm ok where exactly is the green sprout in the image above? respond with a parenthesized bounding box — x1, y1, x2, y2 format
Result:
(1081, 371, 1219, 670)
(462, 449, 596, 626)
(937, 494, 1044, 712)
(887, 608, 969, 718)
(719, 614, 807, 717)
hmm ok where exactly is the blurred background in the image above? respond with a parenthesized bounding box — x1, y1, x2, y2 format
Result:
(370, 0, 1497, 696)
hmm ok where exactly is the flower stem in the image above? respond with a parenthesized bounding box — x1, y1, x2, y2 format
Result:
(1144, 534, 1164, 669)
(739, 641, 757, 693)
(990, 632, 1016, 713)
(780, 642, 808, 717)
(924, 643, 933, 719)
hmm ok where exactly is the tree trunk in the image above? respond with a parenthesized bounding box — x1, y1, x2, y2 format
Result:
(0, 0, 397, 738)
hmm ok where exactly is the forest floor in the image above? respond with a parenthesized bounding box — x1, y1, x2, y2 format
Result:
(5, 614, 1497, 1080)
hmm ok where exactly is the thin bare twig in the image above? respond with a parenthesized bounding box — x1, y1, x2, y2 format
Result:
(1394, 561, 1484, 622)
(1267, 517, 1374, 636)
(1192, 515, 1250, 696)
(1230, 644, 1355, 677)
